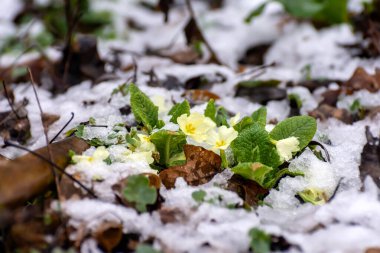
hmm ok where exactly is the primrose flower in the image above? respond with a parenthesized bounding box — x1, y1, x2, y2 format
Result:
(152, 95, 172, 115)
(122, 150, 155, 164)
(136, 134, 156, 153)
(229, 113, 240, 127)
(72, 146, 110, 164)
(177, 112, 216, 142)
(206, 126, 238, 151)
(275, 136, 300, 162)
(298, 188, 327, 205)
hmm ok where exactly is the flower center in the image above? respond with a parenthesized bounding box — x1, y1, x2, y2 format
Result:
(185, 123, 196, 134)
(215, 140, 226, 148)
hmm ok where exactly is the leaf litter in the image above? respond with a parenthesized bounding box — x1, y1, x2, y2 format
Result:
(1, 0, 380, 253)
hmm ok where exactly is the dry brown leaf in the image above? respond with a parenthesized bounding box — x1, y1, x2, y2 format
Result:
(159, 144, 221, 189)
(343, 67, 380, 94)
(359, 127, 380, 189)
(309, 104, 352, 124)
(0, 137, 89, 207)
(93, 221, 123, 253)
(227, 175, 268, 207)
(182, 89, 220, 104)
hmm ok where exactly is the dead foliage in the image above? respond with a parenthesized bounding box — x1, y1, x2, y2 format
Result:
(159, 144, 222, 189)
(226, 175, 268, 207)
(182, 89, 220, 104)
(309, 104, 352, 124)
(359, 127, 380, 188)
(342, 67, 380, 94)
(0, 98, 31, 144)
(0, 137, 89, 208)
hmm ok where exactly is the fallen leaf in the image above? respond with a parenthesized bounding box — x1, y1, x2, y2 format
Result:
(226, 174, 268, 207)
(343, 67, 380, 94)
(359, 127, 380, 188)
(159, 144, 222, 189)
(238, 43, 271, 66)
(0, 98, 31, 144)
(366, 248, 380, 253)
(182, 89, 220, 104)
(93, 221, 123, 253)
(159, 207, 187, 224)
(42, 113, 60, 129)
(0, 137, 89, 207)
(309, 104, 352, 124)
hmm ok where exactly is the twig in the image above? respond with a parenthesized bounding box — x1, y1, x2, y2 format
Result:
(50, 112, 75, 144)
(2, 81, 20, 119)
(2, 140, 96, 198)
(184, 0, 224, 66)
(28, 68, 63, 202)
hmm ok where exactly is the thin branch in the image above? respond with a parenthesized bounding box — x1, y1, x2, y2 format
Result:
(2, 140, 97, 198)
(184, 0, 224, 66)
(50, 112, 75, 144)
(28, 68, 63, 201)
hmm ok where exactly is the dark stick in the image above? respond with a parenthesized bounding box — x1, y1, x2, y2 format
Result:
(50, 112, 75, 144)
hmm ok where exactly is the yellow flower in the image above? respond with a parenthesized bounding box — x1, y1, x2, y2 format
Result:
(275, 137, 300, 162)
(124, 151, 155, 164)
(72, 146, 110, 164)
(177, 112, 216, 142)
(298, 188, 327, 205)
(229, 113, 240, 127)
(152, 95, 172, 115)
(206, 126, 238, 150)
(136, 134, 156, 152)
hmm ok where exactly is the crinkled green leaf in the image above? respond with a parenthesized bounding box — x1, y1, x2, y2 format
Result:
(231, 123, 281, 168)
(233, 116, 254, 133)
(123, 175, 157, 212)
(204, 99, 216, 122)
(269, 115, 317, 150)
(251, 107, 267, 127)
(150, 130, 187, 167)
(249, 228, 271, 253)
(215, 107, 229, 127)
(168, 100, 190, 124)
(129, 84, 158, 132)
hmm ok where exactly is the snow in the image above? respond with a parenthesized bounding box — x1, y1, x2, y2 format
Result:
(2, 0, 380, 252)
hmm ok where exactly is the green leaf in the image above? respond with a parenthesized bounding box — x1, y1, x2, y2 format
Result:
(269, 116, 317, 150)
(231, 123, 281, 168)
(103, 156, 112, 165)
(215, 107, 229, 127)
(298, 188, 327, 205)
(249, 228, 271, 253)
(277, 0, 324, 18)
(150, 130, 187, 167)
(204, 99, 216, 122)
(168, 100, 190, 124)
(244, 2, 270, 23)
(136, 244, 162, 253)
(231, 162, 274, 188)
(74, 125, 85, 138)
(123, 175, 157, 212)
(129, 84, 159, 132)
(251, 107, 267, 127)
(233, 116, 254, 133)
(192, 189, 206, 203)
(276, 0, 348, 25)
